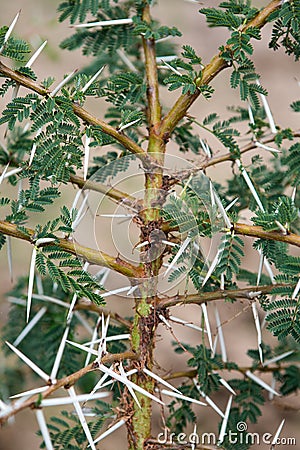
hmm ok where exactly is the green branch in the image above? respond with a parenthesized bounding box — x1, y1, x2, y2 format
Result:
(0, 220, 144, 278)
(0, 61, 148, 160)
(160, 0, 281, 136)
(165, 362, 293, 381)
(160, 284, 291, 308)
(233, 222, 300, 248)
(142, 5, 162, 132)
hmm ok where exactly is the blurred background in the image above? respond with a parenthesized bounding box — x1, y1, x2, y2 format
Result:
(0, 0, 299, 449)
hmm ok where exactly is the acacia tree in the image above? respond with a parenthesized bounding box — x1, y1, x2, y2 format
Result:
(0, 1, 300, 449)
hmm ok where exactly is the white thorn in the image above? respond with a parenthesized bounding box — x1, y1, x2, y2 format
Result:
(31, 293, 70, 309)
(163, 237, 191, 278)
(13, 307, 47, 347)
(135, 240, 149, 249)
(218, 377, 236, 395)
(0, 163, 10, 184)
(193, 380, 225, 418)
(158, 313, 172, 329)
(263, 350, 294, 367)
(29, 128, 42, 166)
(218, 395, 233, 444)
(97, 314, 110, 358)
(66, 340, 98, 357)
(35, 409, 54, 450)
(117, 49, 137, 72)
(93, 419, 126, 444)
(50, 69, 78, 97)
(162, 262, 180, 271)
(271, 419, 285, 448)
(143, 367, 181, 394)
(255, 141, 281, 153)
(161, 59, 182, 76)
(200, 138, 212, 157)
(35, 238, 56, 247)
(72, 191, 90, 230)
(84, 372, 111, 405)
(202, 249, 221, 287)
(161, 389, 206, 406)
(251, 302, 263, 364)
(127, 285, 138, 296)
(212, 186, 232, 229)
(257, 252, 264, 286)
(71, 189, 82, 212)
(169, 315, 207, 333)
(209, 181, 216, 207)
(119, 362, 141, 408)
(214, 305, 227, 362)
(220, 273, 225, 290)
(118, 118, 141, 131)
(0, 11, 21, 52)
(72, 18, 133, 28)
(83, 134, 90, 181)
(269, 375, 276, 401)
(26, 40, 47, 68)
(201, 303, 213, 351)
(275, 220, 287, 234)
(248, 291, 262, 299)
(236, 159, 265, 212)
(85, 316, 101, 367)
(259, 250, 275, 284)
(6, 236, 13, 282)
(100, 369, 138, 390)
(100, 214, 133, 218)
(2, 167, 22, 179)
(68, 386, 97, 450)
(96, 267, 110, 286)
(10, 385, 48, 399)
(248, 104, 255, 125)
(29, 143, 37, 167)
(292, 277, 300, 299)
(41, 391, 110, 407)
(156, 55, 178, 63)
(225, 197, 239, 211)
(98, 363, 164, 405)
(101, 286, 131, 298)
(83, 334, 130, 345)
(27, 247, 37, 323)
(67, 294, 78, 323)
(291, 187, 296, 203)
(5, 341, 49, 382)
(245, 370, 280, 396)
(256, 79, 277, 134)
(50, 321, 71, 381)
(81, 66, 105, 94)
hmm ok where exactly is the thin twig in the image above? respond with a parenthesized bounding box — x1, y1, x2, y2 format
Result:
(160, 283, 292, 308)
(0, 350, 138, 425)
